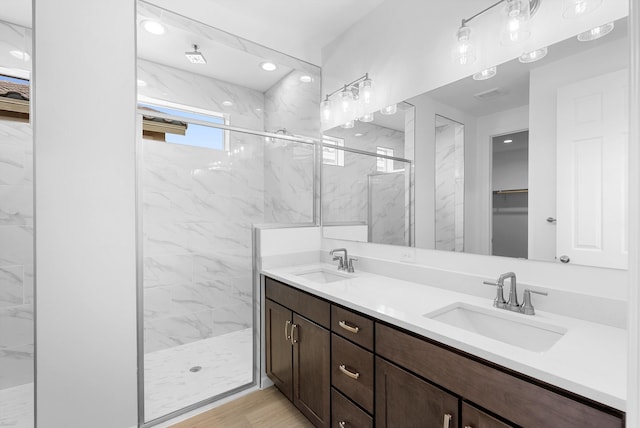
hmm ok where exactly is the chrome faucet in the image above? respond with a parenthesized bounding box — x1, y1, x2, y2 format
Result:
(330, 248, 348, 271)
(483, 272, 548, 315)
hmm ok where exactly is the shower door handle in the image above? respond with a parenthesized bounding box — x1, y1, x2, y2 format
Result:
(284, 320, 291, 341)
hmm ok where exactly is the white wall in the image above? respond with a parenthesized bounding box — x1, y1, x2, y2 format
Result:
(528, 37, 629, 261)
(34, 1, 138, 427)
(321, 0, 628, 129)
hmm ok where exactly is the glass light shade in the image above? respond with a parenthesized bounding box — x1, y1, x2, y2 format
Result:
(339, 88, 355, 114)
(577, 22, 614, 42)
(380, 104, 397, 115)
(340, 120, 355, 129)
(359, 78, 374, 105)
(562, 0, 602, 18)
(321, 97, 333, 122)
(359, 112, 375, 122)
(519, 46, 548, 63)
(501, 0, 531, 44)
(452, 25, 476, 65)
(473, 66, 497, 81)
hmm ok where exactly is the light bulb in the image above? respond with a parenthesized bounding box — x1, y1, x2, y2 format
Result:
(339, 87, 355, 114)
(563, 0, 602, 18)
(501, 0, 530, 44)
(380, 104, 397, 115)
(340, 120, 355, 129)
(359, 77, 374, 105)
(452, 25, 476, 65)
(321, 97, 332, 122)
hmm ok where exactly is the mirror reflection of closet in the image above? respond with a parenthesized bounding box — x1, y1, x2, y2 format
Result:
(491, 130, 528, 258)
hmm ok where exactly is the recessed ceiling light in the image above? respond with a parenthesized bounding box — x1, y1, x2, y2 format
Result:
(222, 100, 233, 107)
(299, 75, 313, 83)
(519, 47, 548, 63)
(473, 66, 497, 81)
(260, 62, 277, 72)
(355, 133, 364, 137)
(137, 79, 147, 87)
(142, 20, 165, 35)
(577, 22, 614, 42)
(504, 139, 513, 144)
(9, 50, 30, 61)
(185, 45, 207, 64)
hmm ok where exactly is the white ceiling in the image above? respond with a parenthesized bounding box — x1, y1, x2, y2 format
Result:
(144, 0, 386, 65)
(0, 1, 31, 28)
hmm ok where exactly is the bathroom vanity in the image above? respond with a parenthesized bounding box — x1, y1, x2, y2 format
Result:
(262, 266, 626, 428)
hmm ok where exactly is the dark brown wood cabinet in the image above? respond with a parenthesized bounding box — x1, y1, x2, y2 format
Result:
(265, 278, 330, 428)
(376, 356, 458, 428)
(461, 402, 515, 428)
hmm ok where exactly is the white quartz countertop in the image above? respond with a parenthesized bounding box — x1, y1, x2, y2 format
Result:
(262, 263, 627, 411)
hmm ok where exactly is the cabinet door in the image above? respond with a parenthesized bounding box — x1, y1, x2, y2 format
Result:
(461, 402, 515, 428)
(376, 357, 458, 428)
(265, 299, 293, 401)
(293, 313, 330, 428)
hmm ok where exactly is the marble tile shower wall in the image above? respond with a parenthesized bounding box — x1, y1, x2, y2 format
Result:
(264, 70, 319, 223)
(435, 123, 465, 251)
(139, 60, 265, 353)
(0, 119, 33, 390)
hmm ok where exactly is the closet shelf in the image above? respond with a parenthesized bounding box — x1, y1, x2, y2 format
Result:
(493, 189, 528, 194)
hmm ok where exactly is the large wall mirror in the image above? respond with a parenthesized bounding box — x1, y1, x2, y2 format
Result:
(322, 11, 629, 270)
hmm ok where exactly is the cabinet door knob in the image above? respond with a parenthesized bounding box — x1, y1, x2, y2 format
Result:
(338, 364, 360, 380)
(338, 320, 360, 334)
(443, 413, 452, 428)
(284, 320, 291, 341)
(290, 323, 298, 344)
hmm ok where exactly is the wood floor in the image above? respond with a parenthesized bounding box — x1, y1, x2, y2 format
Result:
(170, 387, 314, 428)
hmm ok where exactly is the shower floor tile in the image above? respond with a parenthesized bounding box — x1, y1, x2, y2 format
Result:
(144, 327, 253, 422)
(0, 382, 33, 428)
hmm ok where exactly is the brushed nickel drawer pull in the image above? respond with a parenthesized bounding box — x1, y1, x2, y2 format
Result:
(338, 422, 346, 428)
(339, 364, 360, 380)
(290, 323, 298, 344)
(338, 320, 360, 334)
(443, 413, 452, 428)
(464, 426, 473, 428)
(284, 320, 291, 341)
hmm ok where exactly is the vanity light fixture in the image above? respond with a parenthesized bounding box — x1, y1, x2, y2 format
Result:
(260, 61, 277, 72)
(453, 0, 540, 64)
(473, 66, 497, 80)
(562, 0, 602, 18)
(142, 19, 166, 35)
(519, 46, 548, 63)
(577, 22, 614, 42)
(185, 45, 207, 64)
(380, 104, 398, 115)
(320, 73, 374, 124)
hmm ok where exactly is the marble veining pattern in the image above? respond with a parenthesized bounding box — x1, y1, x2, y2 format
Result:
(369, 172, 409, 245)
(144, 328, 253, 422)
(435, 121, 464, 251)
(0, 118, 33, 421)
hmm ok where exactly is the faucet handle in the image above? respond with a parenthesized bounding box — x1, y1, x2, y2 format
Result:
(521, 289, 548, 315)
(347, 257, 358, 273)
(483, 281, 507, 308)
(332, 255, 344, 270)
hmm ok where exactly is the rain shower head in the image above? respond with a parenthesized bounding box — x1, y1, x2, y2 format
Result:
(185, 44, 206, 64)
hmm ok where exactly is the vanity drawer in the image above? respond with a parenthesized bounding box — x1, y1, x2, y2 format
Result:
(265, 277, 330, 328)
(331, 305, 374, 351)
(332, 388, 373, 428)
(331, 333, 374, 413)
(376, 323, 623, 428)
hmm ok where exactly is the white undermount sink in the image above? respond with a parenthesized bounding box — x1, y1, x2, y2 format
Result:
(294, 268, 353, 284)
(424, 302, 567, 352)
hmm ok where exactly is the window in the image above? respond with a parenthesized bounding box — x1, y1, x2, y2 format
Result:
(139, 100, 228, 150)
(377, 146, 394, 172)
(0, 74, 30, 122)
(322, 135, 344, 166)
